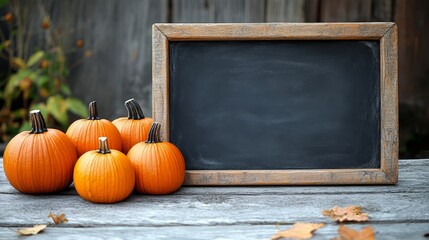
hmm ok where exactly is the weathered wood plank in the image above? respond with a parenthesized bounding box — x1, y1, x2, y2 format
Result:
(372, 0, 394, 21)
(41, 0, 168, 119)
(115, 0, 168, 118)
(0, 191, 427, 226)
(172, 0, 265, 23)
(395, 0, 429, 158)
(266, 0, 306, 22)
(155, 23, 394, 41)
(320, 0, 372, 22)
(380, 24, 399, 183)
(1, 223, 429, 240)
(152, 25, 170, 141)
(305, 0, 320, 22)
(1, 159, 428, 194)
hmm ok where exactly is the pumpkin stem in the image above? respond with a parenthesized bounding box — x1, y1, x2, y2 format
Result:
(125, 98, 145, 120)
(87, 101, 100, 120)
(146, 122, 162, 143)
(97, 137, 111, 154)
(29, 110, 48, 134)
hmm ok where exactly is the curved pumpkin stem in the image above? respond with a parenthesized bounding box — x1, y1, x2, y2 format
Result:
(87, 101, 100, 120)
(146, 122, 162, 143)
(125, 98, 145, 120)
(29, 110, 48, 134)
(97, 137, 111, 154)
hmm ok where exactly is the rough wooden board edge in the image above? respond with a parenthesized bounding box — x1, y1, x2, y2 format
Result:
(184, 169, 392, 185)
(152, 25, 170, 140)
(154, 22, 394, 40)
(380, 24, 399, 183)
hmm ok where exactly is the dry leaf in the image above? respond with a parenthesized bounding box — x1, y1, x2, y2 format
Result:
(48, 212, 68, 224)
(17, 224, 47, 236)
(272, 222, 325, 239)
(336, 225, 375, 240)
(322, 206, 369, 222)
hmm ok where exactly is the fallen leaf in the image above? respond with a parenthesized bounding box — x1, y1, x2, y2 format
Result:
(322, 206, 368, 222)
(17, 224, 47, 236)
(336, 225, 375, 240)
(272, 222, 325, 239)
(48, 212, 68, 224)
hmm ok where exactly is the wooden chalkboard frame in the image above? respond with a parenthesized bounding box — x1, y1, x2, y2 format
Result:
(152, 23, 398, 185)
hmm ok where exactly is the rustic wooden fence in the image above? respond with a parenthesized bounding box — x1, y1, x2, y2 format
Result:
(17, 0, 429, 157)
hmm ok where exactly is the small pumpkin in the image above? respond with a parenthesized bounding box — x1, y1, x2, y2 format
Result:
(73, 137, 135, 203)
(66, 101, 122, 156)
(127, 122, 185, 194)
(3, 110, 77, 194)
(112, 98, 153, 153)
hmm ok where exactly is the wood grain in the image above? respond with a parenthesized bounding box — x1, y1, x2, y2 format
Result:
(0, 188, 428, 226)
(266, 0, 306, 22)
(172, 0, 265, 23)
(0, 159, 427, 239)
(152, 23, 398, 185)
(1, 223, 428, 240)
(1, 159, 427, 195)
(37, 0, 168, 118)
(152, 25, 170, 140)
(320, 0, 372, 22)
(155, 22, 394, 40)
(380, 24, 399, 183)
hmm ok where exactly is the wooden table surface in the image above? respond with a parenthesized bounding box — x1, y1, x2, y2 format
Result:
(0, 158, 428, 240)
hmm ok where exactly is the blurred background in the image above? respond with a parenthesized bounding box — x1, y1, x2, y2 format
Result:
(0, 0, 428, 158)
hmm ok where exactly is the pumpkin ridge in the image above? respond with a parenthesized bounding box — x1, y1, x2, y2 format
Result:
(9, 134, 29, 192)
(53, 130, 76, 189)
(110, 153, 120, 202)
(29, 134, 38, 193)
(43, 133, 59, 192)
(41, 133, 53, 192)
(47, 132, 62, 190)
(166, 144, 182, 189)
(158, 143, 173, 191)
(108, 151, 119, 202)
(70, 120, 85, 155)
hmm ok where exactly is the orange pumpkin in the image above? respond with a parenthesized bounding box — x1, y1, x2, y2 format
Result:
(66, 101, 122, 156)
(73, 137, 135, 203)
(112, 98, 153, 153)
(3, 110, 77, 194)
(127, 122, 185, 194)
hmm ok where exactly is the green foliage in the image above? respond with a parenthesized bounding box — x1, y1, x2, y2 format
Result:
(0, 0, 9, 8)
(0, 1, 88, 142)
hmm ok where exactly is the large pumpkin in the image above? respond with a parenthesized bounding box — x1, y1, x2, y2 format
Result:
(73, 137, 135, 203)
(66, 101, 122, 156)
(112, 98, 153, 153)
(3, 110, 77, 194)
(127, 122, 185, 194)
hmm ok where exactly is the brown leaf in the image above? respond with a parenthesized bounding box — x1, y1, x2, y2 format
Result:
(336, 225, 375, 240)
(3, 12, 13, 22)
(75, 39, 84, 48)
(17, 224, 47, 236)
(48, 212, 68, 224)
(272, 222, 325, 239)
(322, 206, 369, 222)
(41, 17, 50, 29)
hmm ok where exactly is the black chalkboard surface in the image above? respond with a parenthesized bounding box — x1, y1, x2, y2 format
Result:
(169, 40, 380, 170)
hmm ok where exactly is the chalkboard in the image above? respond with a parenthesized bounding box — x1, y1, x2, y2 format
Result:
(152, 23, 398, 185)
(169, 40, 380, 170)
